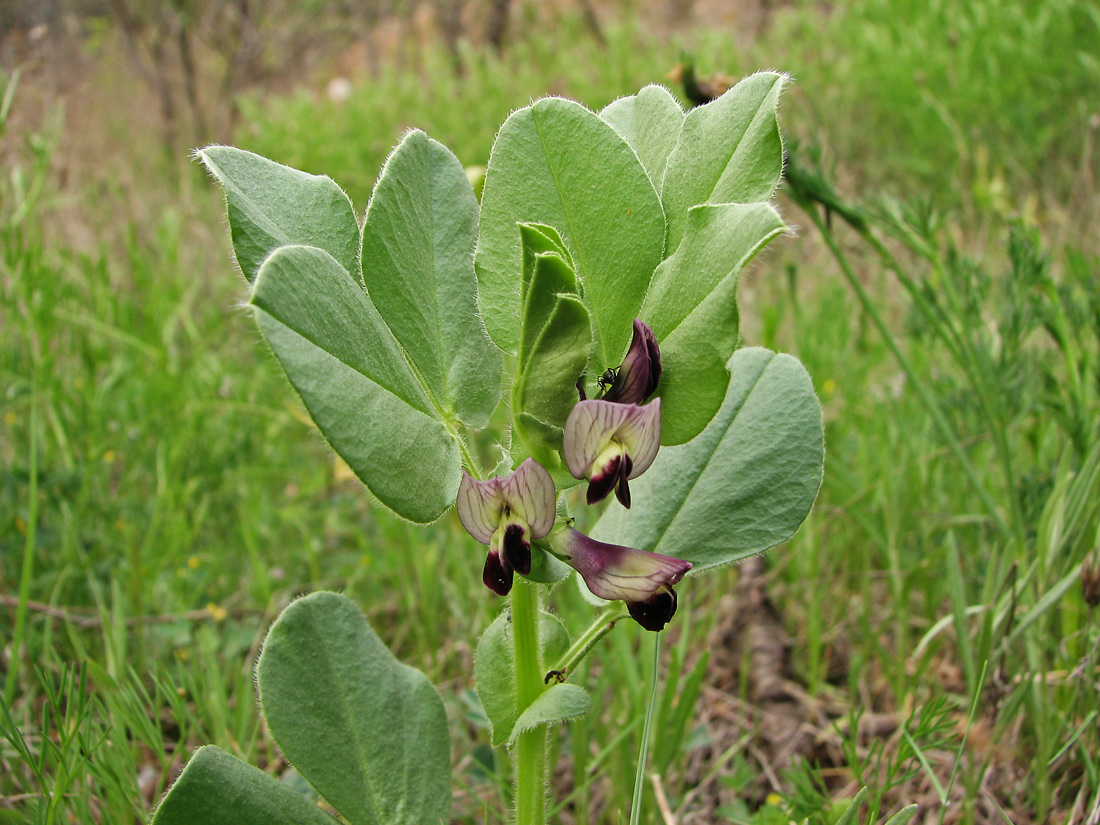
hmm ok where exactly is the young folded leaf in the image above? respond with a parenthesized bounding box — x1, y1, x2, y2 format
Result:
(512, 229, 593, 463)
(476, 97, 664, 366)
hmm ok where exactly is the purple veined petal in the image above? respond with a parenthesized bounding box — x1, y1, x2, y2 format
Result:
(613, 398, 661, 478)
(498, 458, 557, 540)
(563, 400, 633, 479)
(456, 470, 505, 545)
(552, 527, 690, 605)
(604, 319, 662, 404)
(563, 399, 662, 481)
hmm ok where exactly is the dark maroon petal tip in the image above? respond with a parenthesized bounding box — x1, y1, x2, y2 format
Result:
(614, 454, 633, 508)
(586, 473, 617, 505)
(502, 523, 532, 576)
(586, 453, 622, 505)
(483, 552, 514, 596)
(614, 476, 631, 508)
(627, 587, 678, 631)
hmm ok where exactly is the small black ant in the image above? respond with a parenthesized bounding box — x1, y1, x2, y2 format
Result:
(597, 367, 618, 392)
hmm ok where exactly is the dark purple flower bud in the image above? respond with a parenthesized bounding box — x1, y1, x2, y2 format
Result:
(546, 526, 691, 632)
(602, 319, 661, 405)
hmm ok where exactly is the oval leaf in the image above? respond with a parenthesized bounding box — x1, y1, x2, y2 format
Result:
(642, 202, 789, 445)
(251, 245, 459, 524)
(198, 146, 360, 284)
(361, 130, 501, 427)
(257, 592, 451, 825)
(151, 745, 337, 825)
(600, 84, 685, 193)
(475, 97, 665, 366)
(662, 72, 787, 253)
(590, 348, 823, 571)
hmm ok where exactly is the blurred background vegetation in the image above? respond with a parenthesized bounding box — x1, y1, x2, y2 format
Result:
(1, 1, 1098, 823)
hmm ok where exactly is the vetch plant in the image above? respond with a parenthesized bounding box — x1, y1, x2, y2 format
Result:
(151, 75, 824, 824)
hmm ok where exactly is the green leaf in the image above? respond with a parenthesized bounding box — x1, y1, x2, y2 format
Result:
(591, 348, 823, 571)
(661, 72, 787, 253)
(832, 787, 868, 825)
(525, 544, 573, 584)
(475, 610, 571, 747)
(642, 203, 789, 445)
(251, 245, 459, 523)
(198, 146, 359, 284)
(257, 592, 451, 825)
(361, 130, 501, 427)
(507, 683, 592, 745)
(514, 255, 592, 437)
(151, 745, 336, 825)
(600, 84, 685, 193)
(519, 222, 573, 267)
(476, 97, 665, 366)
(882, 805, 919, 825)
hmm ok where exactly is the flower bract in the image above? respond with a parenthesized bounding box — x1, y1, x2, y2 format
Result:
(456, 458, 556, 596)
(547, 527, 691, 631)
(563, 399, 661, 507)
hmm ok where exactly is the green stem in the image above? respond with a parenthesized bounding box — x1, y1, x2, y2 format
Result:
(629, 631, 662, 825)
(548, 604, 627, 680)
(511, 580, 547, 825)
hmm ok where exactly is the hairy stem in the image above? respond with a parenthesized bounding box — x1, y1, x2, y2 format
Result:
(548, 604, 627, 681)
(511, 580, 547, 825)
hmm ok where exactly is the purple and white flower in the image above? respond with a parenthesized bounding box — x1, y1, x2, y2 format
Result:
(563, 399, 661, 508)
(456, 458, 556, 596)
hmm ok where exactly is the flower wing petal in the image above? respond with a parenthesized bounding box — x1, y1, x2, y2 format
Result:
(456, 471, 504, 545)
(499, 458, 557, 539)
(564, 400, 633, 479)
(615, 399, 661, 478)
